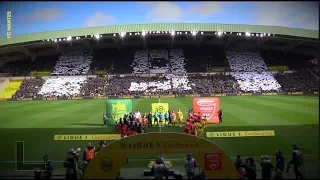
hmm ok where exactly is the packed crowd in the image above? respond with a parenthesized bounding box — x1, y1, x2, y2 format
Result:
(234, 72, 282, 92)
(275, 70, 318, 92)
(80, 77, 107, 97)
(38, 77, 86, 97)
(13, 78, 45, 98)
(0, 59, 32, 76)
(107, 75, 192, 96)
(170, 49, 187, 74)
(130, 48, 187, 74)
(149, 49, 169, 73)
(226, 50, 282, 92)
(184, 46, 227, 73)
(188, 74, 239, 94)
(51, 50, 93, 76)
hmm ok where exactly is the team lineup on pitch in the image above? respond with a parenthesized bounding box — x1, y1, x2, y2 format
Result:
(0, 96, 318, 172)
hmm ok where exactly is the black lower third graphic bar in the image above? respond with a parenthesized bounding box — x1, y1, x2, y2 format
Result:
(15, 141, 45, 171)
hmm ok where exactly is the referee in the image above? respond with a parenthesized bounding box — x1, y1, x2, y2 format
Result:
(103, 113, 108, 127)
(218, 110, 223, 123)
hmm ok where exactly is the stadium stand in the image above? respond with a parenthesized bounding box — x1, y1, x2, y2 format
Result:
(128, 76, 171, 93)
(31, 55, 59, 72)
(131, 49, 149, 74)
(234, 72, 282, 92)
(226, 51, 282, 92)
(149, 49, 169, 73)
(51, 50, 93, 75)
(0, 59, 32, 76)
(80, 77, 107, 96)
(308, 58, 319, 77)
(184, 46, 227, 72)
(274, 70, 319, 92)
(227, 51, 268, 72)
(13, 78, 45, 98)
(188, 74, 239, 94)
(169, 49, 186, 74)
(112, 49, 134, 74)
(38, 77, 87, 97)
(0, 80, 23, 98)
(107, 76, 135, 96)
(91, 49, 116, 73)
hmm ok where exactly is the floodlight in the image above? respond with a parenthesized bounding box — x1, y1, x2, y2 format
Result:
(245, 32, 250, 36)
(171, 31, 175, 36)
(120, 32, 125, 38)
(142, 31, 146, 36)
(129, 33, 132, 35)
(192, 31, 196, 36)
(214, 32, 217, 35)
(54, 39, 57, 42)
(185, 32, 188, 34)
(217, 32, 222, 36)
(67, 36, 72, 41)
(201, 32, 203, 34)
(113, 34, 116, 36)
(256, 34, 259, 37)
(268, 33, 271, 36)
(260, 34, 264, 37)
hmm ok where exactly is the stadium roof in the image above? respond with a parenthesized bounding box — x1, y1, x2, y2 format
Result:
(0, 23, 318, 62)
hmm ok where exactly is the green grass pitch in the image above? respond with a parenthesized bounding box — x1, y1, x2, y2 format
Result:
(0, 95, 318, 172)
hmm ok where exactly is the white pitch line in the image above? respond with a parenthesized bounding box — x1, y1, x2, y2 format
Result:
(1, 154, 318, 163)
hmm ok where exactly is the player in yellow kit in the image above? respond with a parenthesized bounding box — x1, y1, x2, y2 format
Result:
(196, 122, 204, 137)
(176, 109, 183, 127)
(202, 116, 208, 129)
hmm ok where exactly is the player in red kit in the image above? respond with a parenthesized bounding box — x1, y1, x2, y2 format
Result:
(115, 121, 121, 133)
(184, 121, 190, 134)
(190, 124, 197, 135)
(188, 110, 193, 121)
(196, 112, 202, 123)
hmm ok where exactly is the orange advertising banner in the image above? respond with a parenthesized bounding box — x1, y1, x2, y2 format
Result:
(192, 97, 220, 123)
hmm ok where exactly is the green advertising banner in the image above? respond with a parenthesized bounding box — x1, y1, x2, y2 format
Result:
(106, 99, 133, 124)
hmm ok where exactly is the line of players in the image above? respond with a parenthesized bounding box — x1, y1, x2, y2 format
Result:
(114, 109, 208, 137)
(184, 110, 208, 137)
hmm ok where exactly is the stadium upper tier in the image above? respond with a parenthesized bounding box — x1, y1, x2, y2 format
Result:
(0, 47, 315, 76)
(0, 23, 318, 47)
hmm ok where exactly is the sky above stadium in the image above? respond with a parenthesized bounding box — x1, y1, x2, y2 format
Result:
(0, 1, 319, 37)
